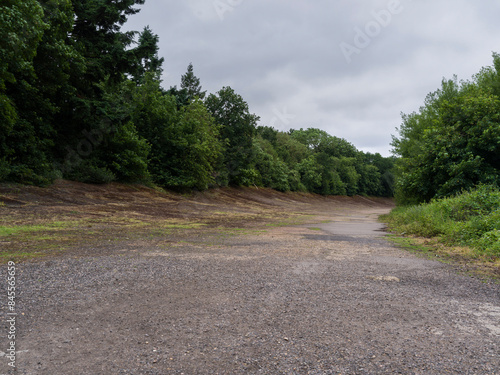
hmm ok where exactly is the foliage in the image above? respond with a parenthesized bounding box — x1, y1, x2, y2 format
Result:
(0, 0, 50, 184)
(131, 26, 164, 83)
(131, 75, 221, 189)
(383, 185, 500, 258)
(181, 63, 206, 101)
(252, 136, 292, 192)
(169, 99, 222, 190)
(392, 54, 500, 203)
(0, 0, 395, 197)
(290, 128, 357, 157)
(205, 86, 259, 186)
(274, 131, 311, 167)
(296, 155, 323, 193)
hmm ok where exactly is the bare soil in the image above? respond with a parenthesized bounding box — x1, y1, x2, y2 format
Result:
(0, 181, 499, 374)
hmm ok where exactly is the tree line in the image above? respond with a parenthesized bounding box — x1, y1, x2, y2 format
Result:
(1, 0, 394, 197)
(392, 53, 500, 204)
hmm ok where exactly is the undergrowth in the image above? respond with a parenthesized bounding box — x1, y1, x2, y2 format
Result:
(381, 185, 500, 259)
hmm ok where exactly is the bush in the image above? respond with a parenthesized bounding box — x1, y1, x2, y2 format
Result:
(474, 230, 500, 256)
(68, 161, 116, 184)
(383, 185, 500, 258)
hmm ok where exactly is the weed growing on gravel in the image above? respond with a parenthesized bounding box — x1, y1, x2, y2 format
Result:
(382, 185, 500, 260)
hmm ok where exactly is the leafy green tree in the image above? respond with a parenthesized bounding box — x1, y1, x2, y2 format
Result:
(205, 86, 259, 185)
(0, 0, 59, 184)
(252, 129, 305, 191)
(315, 153, 345, 195)
(290, 128, 357, 158)
(296, 155, 323, 193)
(131, 75, 221, 189)
(356, 163, 382, 196)
(61, 78, 150, 184)
(256, 125, 278, 145)
(166, 85, 189, 109)
(289, 128, 327, 150)
(337, 157, 359, 196)
(422, 88, 500, 198)
(475, 53, 500, 97)
(361, 152, 395, 197)
(252, 136, 293, 192)
(0, 0, 44, 117)
(128, 75, 178, 185)
(274, 131, 311, 167)
(393, 57, 500, 203)
(170, 99, 222, 189)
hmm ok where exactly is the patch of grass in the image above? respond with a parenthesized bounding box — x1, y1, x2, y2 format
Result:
(386, 235, 446, 258)
(308, 227, 322, 231)
(85, 217, 148, 226)
(381, 185, 500, 258)
(0, 221, 82, 237)
(0, 251, 45, 262)
(381, 185, 500, 279)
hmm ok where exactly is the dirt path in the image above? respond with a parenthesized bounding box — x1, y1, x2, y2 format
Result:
(0, 184, 499, 374)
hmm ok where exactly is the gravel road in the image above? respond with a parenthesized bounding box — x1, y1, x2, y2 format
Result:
(1, 205, 499, 374)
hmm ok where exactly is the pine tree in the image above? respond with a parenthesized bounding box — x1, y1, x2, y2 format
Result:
(131, 26, 164, 83)
(181, 63, 206, 100)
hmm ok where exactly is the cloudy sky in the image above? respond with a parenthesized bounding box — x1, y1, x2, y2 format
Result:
(124, 0, 500, 156)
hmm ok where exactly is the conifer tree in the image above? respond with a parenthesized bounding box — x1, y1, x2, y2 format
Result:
(181, 63, 206, 101)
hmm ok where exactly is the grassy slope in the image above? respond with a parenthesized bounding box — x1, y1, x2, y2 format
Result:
(381, 185, 500, 279)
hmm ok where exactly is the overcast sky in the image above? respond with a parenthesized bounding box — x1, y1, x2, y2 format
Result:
(124, 0, 500, 156)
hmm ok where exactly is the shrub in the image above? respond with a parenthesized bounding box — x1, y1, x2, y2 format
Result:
(384, 185, 500, 258)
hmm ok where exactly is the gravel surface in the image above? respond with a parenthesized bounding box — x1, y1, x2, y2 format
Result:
(1, 205, 499, 374)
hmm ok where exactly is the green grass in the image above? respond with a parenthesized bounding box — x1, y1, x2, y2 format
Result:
(0, 250, 47, 262)
(381, 185, 500, 259)
(0, 221, 82, 237)
(385, 235, 453, 261)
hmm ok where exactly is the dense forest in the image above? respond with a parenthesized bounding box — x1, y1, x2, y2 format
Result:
(392, 53, 500, 204)
(0, 0, 395, 197)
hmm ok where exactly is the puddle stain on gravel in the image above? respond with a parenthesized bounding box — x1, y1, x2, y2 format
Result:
(455, 302, 500, 337)
(303, 234, 359, 242)
(290, 260, 324, 275)
(367, 275, 401, 282)
(301, 234, 381, 247)
(473, 303, 500, 336)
